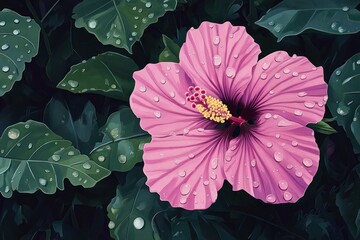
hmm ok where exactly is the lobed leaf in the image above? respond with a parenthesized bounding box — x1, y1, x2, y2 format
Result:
(255, 0, 360, 41)
(0, 120, 110, 198)
(0, 8, 40, 96)
(327, 52, 360, 153)
(72, 0, 177, 53)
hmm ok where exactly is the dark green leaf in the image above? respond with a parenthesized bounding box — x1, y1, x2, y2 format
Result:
(90, 107, 150, 172)
(0, 120, 110, 197)
(255, 0, 360, 42)
(107, 169, 165, 240)
(307, 121, 337, 135)
(159, 35, 180, 63)
(57, 52, 138, 101)
(43, 97, 99, 154)
(0, 8, 40, 96)
(336, 164, 360, 239)
(327, 52, 360, 153)
(72, 0, 177, 53)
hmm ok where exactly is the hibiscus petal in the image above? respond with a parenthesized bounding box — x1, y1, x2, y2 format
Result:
(242, 51, 327, 125)
(179, 21, 261, 104)
(143, 129, 230, 210)
(130, 62, 213, 137)
(224, 114, 319, 203)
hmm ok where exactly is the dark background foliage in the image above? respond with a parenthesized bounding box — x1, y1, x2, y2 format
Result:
(0, 0, 359, 239)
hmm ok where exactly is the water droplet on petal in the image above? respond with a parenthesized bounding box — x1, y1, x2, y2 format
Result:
(251, 159, 257, 167)
(183, 128, 190, 134)
(154, 111, 161, 118)
(133, 217, 144, 230)
(38, 178, 47, 186)
(298, 92, 307, 97)
(266, 142, 273, 148)
(264, 113, 272, 119)
(294, 110, 303, 116)
(295, 170, 303, 177)
(275, 55, 283, 62)
(225, 67, 236, 78)
(278, 180, 288, 190)
(179, 197, 187, 204)
(275, 133, 280, 138)
(188, 154, 195, 159)
(153, 96, 159, 102)
(180, 184, 191, 195)
(260, 73, 267, 80)
(213, 55, 222, 67)
(291, 140, 298, 147)
(302, 158, 313, 167)
(283, 68, 290, 74)
(287, 164, 293, 169)
(160, 79, 166, 84)
(283, 191, 293, 201)
(8, 128, 20, 139)
(88, 19, 97, 29)
(292, 72, 299, 77)
(178, 170, 186, 177)
(213, 36, 220, 45)
(304, 101, 315, 108)
(82, 162, 92, 170)
(210, 172, 217, 180)
(253, 181, 259, 188)
(278, 120, 292, 127)
(203, 180, 210, 186)
(274, 152, 283, 162)
(139, 86, 147, 92)
(300, 74, 307, 80)
(266, 194, 276, 203)
(269, 90, 275, 95)
(211, 158, 218, 169)
(262, 62, 270, 70)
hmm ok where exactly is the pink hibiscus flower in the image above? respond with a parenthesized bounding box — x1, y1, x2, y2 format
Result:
(130, 22, 327, 210)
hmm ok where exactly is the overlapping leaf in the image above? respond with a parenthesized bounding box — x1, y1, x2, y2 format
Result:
(72, 0, 177, 53)
(328, 53, 360, 153)
(0, 9, 40, 96)
(158, 35, 180, 62)
(90, 108, 149, 172)
(256, 0, 360, 41)
(57, 52, 138, 101)
(107, 170, 165, 240)
(0, 120, 110, 198)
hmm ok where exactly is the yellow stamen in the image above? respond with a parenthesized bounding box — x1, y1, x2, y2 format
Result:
(196, 96, 232, 123)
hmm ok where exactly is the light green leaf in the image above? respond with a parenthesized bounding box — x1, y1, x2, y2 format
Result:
(0, 8, 40, 96)
(107, 169, 165, 240)
(57, 52, 138, 101)
(72, 0, 177, 53)
(90, 107, 150, 172)
(159, 35, 180, 63)
(0, 120, 110, 198)
(307, 121, 337, 135)
(327, 53, 360, 153)
(255, 0, 360, 42)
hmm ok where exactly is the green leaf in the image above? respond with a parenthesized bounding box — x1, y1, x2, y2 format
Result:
(307, 121, 337, 135)
(255, 0, 360, 42)
(107, 169, 165, 240)
(90, 107, 150, 172)
(0, 120, 110, 198)
(0, 8, 40, 96)
(43, 97, 99, 154)
(327, 53, 360, 153)
(336, 164, 360, 239)
(72, 0, 177, 53)
(57, 52, 138, 101)
(159, 35, 180, 63)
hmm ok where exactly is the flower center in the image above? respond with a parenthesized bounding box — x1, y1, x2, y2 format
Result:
(185, 86, 247, 125)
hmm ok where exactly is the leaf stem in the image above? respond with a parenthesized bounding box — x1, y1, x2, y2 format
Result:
(41, 0, 61, 22)
(26, 0, 52, 56)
